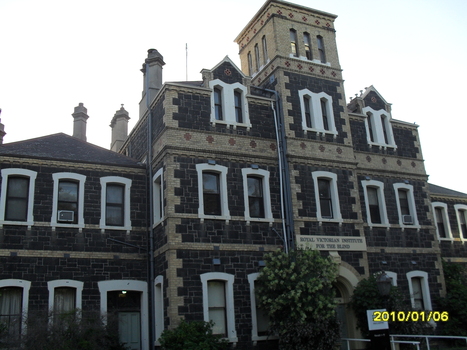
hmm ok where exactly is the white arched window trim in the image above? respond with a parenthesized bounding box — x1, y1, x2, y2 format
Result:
(51, 173, 86, 231)
(209, 79, 251, 130)
(362, 106, 397, 149)
(0, 279, 31, 335)
(298, 89, 337, 137)
(200, 272, 237, 343)
(393, 183, 420, 230)
(0, 168, 37, 228)
(98, 280, 149, 350)
(454, 204, 467, 243)
(406, 271, 432, 311)
(154, 275, 164, 344)
(153, 168, 164, 227)
(99, 176, 132, 233)
(47, 279, 84, 313)
(361, 179, 389, 228)
(311, 171, 342, 224)
(431, 202, 453, 241)
(241, 168, 273, 225)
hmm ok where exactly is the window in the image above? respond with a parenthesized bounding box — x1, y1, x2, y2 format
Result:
(100, 177, 132, 232)
(51, 173, 86, 230)
(254, 44, 261, 71)
(394, 183, 419, 229)
(214, 87, 223, 121)
(317, 35, 326, 63)
(0, 169, 37, 227)
(407, 271, 432, 311)
(299, 89, 337, 136)
(262, 36, 268, 64)
(196, 163, 230, 222)
(242, 168, 273, 224)
(247, 52, 253, 76)
(0, 279, 31, 340)
(431, 202, 452, 240)
(248, 273, 273, 341)
(201, 273, 237, 343)
(154, 276, 164, 343)
(153, 169, 164, 226)
(362, 180, 389, 227)
(303, 32, 312, 60)
(209, 80, 250, 129)
(290, 29, 298, 57)
(454, 204, 467, 241)
(312, 171, 342, 223)
(362, 107, 396, 148)
(47, 280, 83, 318)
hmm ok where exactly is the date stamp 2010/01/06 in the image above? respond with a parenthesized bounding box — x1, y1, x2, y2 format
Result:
(373, 311, 448, 322)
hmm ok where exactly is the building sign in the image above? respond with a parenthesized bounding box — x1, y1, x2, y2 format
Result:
(296, 235, 367, 251)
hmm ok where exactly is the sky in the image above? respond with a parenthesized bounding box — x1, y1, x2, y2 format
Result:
(1, 0, 467, 193)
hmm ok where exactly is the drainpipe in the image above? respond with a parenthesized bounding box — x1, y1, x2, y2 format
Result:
(253, 86, 295, 252)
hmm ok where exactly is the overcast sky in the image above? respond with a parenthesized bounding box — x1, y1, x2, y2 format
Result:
(1, 0, 467, 193)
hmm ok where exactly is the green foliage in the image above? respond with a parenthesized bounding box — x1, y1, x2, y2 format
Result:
(438, 260, 467, 337)
(255, 249, 340, 350)
(159, 320, 229, 350)
(11, 310, 129, 350)
(349, 273, 425, 339)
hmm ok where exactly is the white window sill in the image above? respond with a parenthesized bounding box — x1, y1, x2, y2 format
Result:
(304, 128, 337, 137)
(0, 220, 34, 228)
(100, 225, 131, 234)
(211, 120, 252, 131)
(199, 214, 231, 224)
(368, 141, 397, 150)
(246, 217, 274, 226)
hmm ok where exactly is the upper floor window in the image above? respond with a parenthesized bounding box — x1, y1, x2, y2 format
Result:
(363, 107, 397, 149)
(153, 168, 164, 226)
(298, 89, 337, 136)
(209, 80, 250, 130)
(0, 168, 37, 227)
(242, 168, 273, 225)
(196, 163, 230, 222)
(303, 32, 312, 60)
(431, 202, 452, 240)
(262, 36, 268, 64)
(312, 171, 342, 223)
(362, 180, 389, 227)
(317, 35, 326, 63)
(394, 183, 419, 229)
(51, 173, 86, 230)
(247, 52, 253, 76)
(99, 176, 132, 233)
(200, 273, 237, 343)
(254, 44, 261, 71)
(454, 204, 467, 241)
(290, 29, 299, 57)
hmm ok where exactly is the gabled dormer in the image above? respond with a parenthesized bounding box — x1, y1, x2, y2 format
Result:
(201, 56, 252, 130)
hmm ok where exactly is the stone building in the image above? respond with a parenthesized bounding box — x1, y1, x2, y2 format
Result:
(2, 0, 467, 349)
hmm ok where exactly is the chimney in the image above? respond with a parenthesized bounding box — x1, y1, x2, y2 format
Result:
(72, 103, 89, 142)
(110, 105, 130, 152)
(0, 109, 6, 144)
(139, 49, 165, 119)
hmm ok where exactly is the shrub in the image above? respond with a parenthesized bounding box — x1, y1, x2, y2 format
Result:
(159, 320, 229, 350)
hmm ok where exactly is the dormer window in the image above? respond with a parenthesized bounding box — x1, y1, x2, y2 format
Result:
(209, 79, 251, 129)
(363, 106, 396, 149)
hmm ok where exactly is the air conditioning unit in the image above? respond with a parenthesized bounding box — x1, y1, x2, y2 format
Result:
(58, 210, 74, 222)
(402, 215, 413, 224)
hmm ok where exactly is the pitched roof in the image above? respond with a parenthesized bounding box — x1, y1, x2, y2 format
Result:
(0, 133, 144, 168)
(428, 183, 467, 198)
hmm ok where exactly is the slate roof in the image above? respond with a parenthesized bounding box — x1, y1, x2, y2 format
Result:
(0, 133, 144, 168)
(428, 183, 467, 198)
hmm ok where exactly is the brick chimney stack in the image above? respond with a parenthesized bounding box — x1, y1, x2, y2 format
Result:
(72, 103, 89, 142)
(110, 105, 130, 152)
(139, 49, 165, 119)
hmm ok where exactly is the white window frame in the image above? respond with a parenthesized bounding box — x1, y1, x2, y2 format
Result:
(154, 275, 164, 344)
(153, 168, 164, 227)
(0, 279, 31, 336)
(248, 273, 276, 342)
(361, 180, 389, 228)
(47, 279, 84, 314)
(242, 168, 273, 225)
(51, 173, 86, 231)
(200, 272, 237, 343)
(99, 176, 132, 233)
(311, 171, 342, 224)
(209, 79, 251, 130)
(362, 107, 397, 149)
(393, 183, 420, 229)
(454, 204, 467, 243)
(98, 280, 149, 350)
(0, 168, 37, 228)
(385, 271, 398, 287)
(196, 163, 230, 223)
(299, 89, 337, 137)
(431, 202, 453, 241)
(406, 271, 432, 311)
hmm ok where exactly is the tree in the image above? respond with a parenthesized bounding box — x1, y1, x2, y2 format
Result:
(255, 248, 340, 350)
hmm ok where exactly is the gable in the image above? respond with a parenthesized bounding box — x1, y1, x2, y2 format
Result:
(211, 58, 245, 85)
